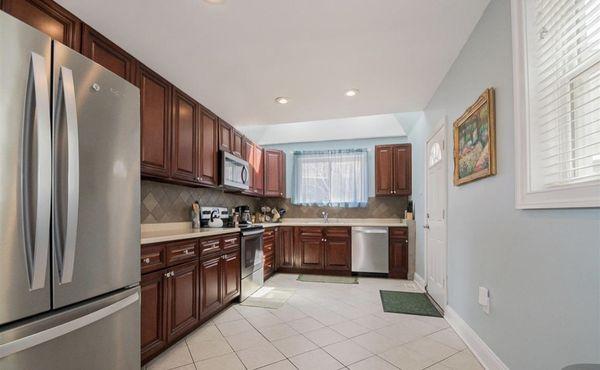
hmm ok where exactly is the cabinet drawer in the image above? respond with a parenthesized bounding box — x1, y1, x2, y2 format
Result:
(263, 240, 274, 257)
(389, 227, 408, 239)
(141, 244, 166, 274)
(199, 237, 222, 257)
(297, 227, 323, 237)
(166, 240, 197, 266)
(264, 254, 275, 275)
(324, 227, 350, 238)
(222, 234, 240, 252)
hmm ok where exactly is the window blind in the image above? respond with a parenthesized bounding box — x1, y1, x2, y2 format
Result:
(528, 0, 600, 189)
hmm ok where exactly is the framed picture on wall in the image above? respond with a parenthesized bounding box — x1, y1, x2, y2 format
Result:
(453, 88, 496, 186)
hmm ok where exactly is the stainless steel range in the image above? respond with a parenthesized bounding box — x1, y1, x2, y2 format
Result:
(240, 226, 265, 301)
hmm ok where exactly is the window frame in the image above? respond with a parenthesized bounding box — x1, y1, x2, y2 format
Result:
(511, 0, 600, 209)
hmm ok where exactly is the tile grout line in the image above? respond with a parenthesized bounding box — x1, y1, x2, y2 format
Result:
(213, 315, 249, 370)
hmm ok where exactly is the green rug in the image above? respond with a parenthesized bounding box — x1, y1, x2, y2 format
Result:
(297, 274, 358, 284)
(379, 290, 442, 317)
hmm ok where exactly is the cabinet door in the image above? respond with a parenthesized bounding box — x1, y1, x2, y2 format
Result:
(200, 256, 222, 319)
(324, 238, 351, 271)
(297, 236, 324, 270)
(389, 238, 408, 279)
(278, 227, 294, 269)
(375, 145, 394, 196)
(141, 270, 167, 362)
(219, 119, 233, 153)
(1, 0, 81, 50)
(222, 251, 240, 303)
(166, 261, 199, 342)
(81, 25, 135, 83)
(138, 65, 172, 178)
(232, 130, 243, 158)
(264, 149, 285, 197)
(253, 144, 264, 195)
(170, 88, 198, 183)
(198, 110, 218, 187)
(393, 144, 412, 195)
(242, 138, 255, 194)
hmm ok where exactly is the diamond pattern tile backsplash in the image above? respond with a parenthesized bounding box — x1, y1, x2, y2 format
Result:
(142, 180, 408, 223)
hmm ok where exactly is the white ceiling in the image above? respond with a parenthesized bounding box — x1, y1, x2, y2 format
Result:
(57, 0, 489, 126)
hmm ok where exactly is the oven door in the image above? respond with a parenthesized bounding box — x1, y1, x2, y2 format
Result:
(241, 230, 263, 277)
(222, 151, 250, 190)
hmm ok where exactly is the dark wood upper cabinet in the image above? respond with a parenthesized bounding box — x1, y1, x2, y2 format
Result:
(218, 119, 233, 153)
(253, 144, 264, 196)
(170, 88, 198, 184)
(264, 149, 286, 198)
(2, 0, 81, 50)
(375, 144, 412, 196)
(138, 64, 172, 179)
(389, 228, 408, 279)
(242, 138, 255, 194)
(141, 270, 167, 363)
(81, 25, 136, 83)
(221, 251, 240, 304)
(198, 109, 218, 187)
(232, 130, 243, 158)
(199, 256, 221, 319)
(165, 261, 199, 342)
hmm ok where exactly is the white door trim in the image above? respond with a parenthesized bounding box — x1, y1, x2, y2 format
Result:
(424, 118, 448, 309)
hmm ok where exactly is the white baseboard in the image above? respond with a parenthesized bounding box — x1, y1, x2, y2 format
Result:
(444, 306, 509, 370)
(413, 273, 426, 292)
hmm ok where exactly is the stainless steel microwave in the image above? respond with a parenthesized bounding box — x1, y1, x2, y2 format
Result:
(221, 151, 250, 190)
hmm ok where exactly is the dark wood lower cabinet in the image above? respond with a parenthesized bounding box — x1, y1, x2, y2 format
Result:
(166, 261, 199, 342)
(222, 251, 240, 304)
(141, 270, 167, 362)
(389, 227, 409, 279)
(324, 238, 351, 271)
(297, 236, 324, 270)
(278, 227, 294, 269)
(200, 256, 222, 320)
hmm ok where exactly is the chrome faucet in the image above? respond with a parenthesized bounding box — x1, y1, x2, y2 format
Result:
(321, 210, 329, 223)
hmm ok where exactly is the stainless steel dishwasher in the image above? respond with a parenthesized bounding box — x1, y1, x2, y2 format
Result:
(351, 227, 389, 273)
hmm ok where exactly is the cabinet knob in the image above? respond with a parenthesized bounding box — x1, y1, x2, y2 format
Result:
(143, 258, 150, 264)
(165, 271, 173, 278)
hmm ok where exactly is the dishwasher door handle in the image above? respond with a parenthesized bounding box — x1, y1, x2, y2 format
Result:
(353, 230, 389, 234)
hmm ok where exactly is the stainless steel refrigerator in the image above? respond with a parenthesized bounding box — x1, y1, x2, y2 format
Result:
(0, 11, 141, 370)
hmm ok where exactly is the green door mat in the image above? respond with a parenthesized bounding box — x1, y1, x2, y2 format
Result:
(379, 290, 442, 317)
(297, 274, 358, 284)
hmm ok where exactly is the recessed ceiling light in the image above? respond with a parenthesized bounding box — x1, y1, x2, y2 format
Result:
(275, 97, 290, 104)
(345, 89, 359, 97)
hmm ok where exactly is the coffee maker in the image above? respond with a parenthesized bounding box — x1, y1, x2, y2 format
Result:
(235, 205, 252, 225)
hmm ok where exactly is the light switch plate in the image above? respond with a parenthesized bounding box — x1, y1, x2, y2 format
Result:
(478, 286, 490, 314)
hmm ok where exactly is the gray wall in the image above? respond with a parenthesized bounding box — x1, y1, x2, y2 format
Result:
(410, 1, 600, 369)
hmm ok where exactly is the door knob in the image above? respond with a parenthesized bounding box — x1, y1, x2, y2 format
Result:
(423, 225, 430, 229)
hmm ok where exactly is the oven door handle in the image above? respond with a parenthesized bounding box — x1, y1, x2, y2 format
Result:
(241, 230, 264, 236)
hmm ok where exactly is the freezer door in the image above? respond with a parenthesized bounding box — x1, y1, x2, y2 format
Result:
(0, 287, 140, 370)
(52, 42, 141, 308)
(0, 11, 52, 325)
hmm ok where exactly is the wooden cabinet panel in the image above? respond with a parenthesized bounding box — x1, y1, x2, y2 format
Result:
(166, 239, 197, 266)
(253, 144, 264, 195)
(166, 261, 199, 341)
(222, 251, 240, 303)
(138, 65, 172, 178)
(264, 149, 285, 198)
(198, 110, 218, 187)
(81, 25, 135, 82)
(141, 245, 166, 274)
(219, 119, 233, 153)
(389, 237, 408, 279)
(324, 238, 351, 271)
(200, 256, 222, 319)
(170, 88, 198, 183)
(298, 237, 323, 270)
(232, 130, 243, 157)
(141, 270, 167, 362)
(199, 237, 221, 258)
(375, 145, 394, 196)
(222, 234, 240, 252)
(278, 227, 294, 269)
(393, 144, 412, 195)
(242, 138, 255, 194)
(2, 0, 81, 50)
(264, 254, 275, 279)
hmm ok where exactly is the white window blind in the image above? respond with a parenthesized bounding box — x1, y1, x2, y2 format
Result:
(292, 149, 368, 208)
(527, 0, 600, 190)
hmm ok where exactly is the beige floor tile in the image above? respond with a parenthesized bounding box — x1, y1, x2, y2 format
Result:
(348, 356, 399, 370)
(246, 311, 284, 329)
(351, 314, 389, 330)
(213, 307, 244, 324)
(413, 315, 449, 330)
(235, 304, 271, 318)
(258, 359, 298, 370)
(427, 328, 466, 351)
(186, 337, 233, 363)
(194, 352, 244, 370)
(379, 344, 437, 370)
(216, 319, 255, 337)
(330, 321, 371, 338)
(146, 341, 193, 370)
(289, 348, 345, 370)
(258, 323, 299, 341)
(303, 327, 348, 347)
(287, 316, 325, 333)
(224, 328, 269, 351)
(186, 324, 224, 343)
(271, 334, 318, 357)
(437, 350, 484, 370)
(400, 319, 440, 337)
(323, 339, 373, 366)
(403, 337, 457, 363)
(271, 305, 307, 322)
(351, 331, 397, 354)
(375, 323, 423, 345)
(235, 342, 285, 370)
(172, 365, 196, 370)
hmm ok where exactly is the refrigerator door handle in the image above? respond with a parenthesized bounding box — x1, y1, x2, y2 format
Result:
(53, 66, 79, 285)
(0, 292, 139, 359)
(22, 52, 52, 291)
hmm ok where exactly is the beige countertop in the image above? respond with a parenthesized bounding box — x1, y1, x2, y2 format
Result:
(141, 218, 407, 245)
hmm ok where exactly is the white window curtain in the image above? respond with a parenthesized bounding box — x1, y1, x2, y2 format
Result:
(292, 149, 368, 208)
(512, 0, 600, 207)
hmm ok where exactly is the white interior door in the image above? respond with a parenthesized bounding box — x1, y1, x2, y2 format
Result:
(425, 124, 447, 308)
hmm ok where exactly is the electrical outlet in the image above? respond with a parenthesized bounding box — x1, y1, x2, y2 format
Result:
(478, 287, 490, 314)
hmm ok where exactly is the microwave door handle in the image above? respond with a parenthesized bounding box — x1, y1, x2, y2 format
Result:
(53, 66, 79, 284)
(22, 52, 52, 291)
